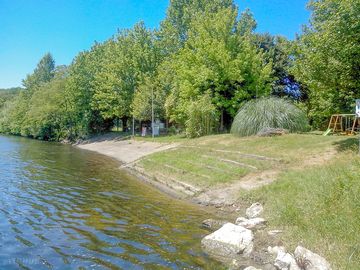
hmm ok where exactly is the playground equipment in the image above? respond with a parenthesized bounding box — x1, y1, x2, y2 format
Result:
(324, 114, 360, 136)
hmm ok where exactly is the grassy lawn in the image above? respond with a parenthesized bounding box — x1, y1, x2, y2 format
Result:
(246, 146, 360, 269)
(137, 133, 360, 268)
(138, 133, 348, 187)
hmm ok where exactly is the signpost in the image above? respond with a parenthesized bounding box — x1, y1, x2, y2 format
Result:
(357, 100, 360, 155)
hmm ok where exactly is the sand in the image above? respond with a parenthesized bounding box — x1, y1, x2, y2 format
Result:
(76, 136, 178, 164)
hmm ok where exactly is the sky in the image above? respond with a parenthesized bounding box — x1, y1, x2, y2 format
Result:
(0, 0, 310, 89)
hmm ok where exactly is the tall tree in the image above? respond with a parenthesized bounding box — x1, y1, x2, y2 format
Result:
(164, 7, 273, 130)
(255, 33, 302, 99)
(91, 22, 160, 128)
(23, 53, 55, 89)
(293, 0, 360, 127)
(157, 0, 234, 56)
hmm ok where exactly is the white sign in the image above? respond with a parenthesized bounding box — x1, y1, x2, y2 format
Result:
(356, 99, 360, 117)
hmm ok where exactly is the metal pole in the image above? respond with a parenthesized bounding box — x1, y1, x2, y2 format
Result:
(151, 86, 154, 138)
(132, 116, 135, 138)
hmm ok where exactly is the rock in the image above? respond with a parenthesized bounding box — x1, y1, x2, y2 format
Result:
(202, 219, 228, 231)
(267, 230, 283, 236)
(201, 223, 254, 258)
(294, 246, 331, 270)
(235, 217, 267, 230)
(257, 128, 289, 137)
(246, 203, 264, 218)
(274, 251, 301, 270)
(263, 264, 277, 270)
(267, 246, 286, 256)
(244, 267, 262, 270)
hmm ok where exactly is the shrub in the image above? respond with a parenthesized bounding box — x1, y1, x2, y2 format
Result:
(231, 97, 309, 136)
(185, 93, 218, 138)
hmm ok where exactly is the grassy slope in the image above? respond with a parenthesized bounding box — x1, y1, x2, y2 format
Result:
(137, 134, 346, 187)
(137, 134, 360, 268)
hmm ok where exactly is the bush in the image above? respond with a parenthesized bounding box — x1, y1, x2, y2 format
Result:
(231, 97, 309, 136)
(185, 93, 218, 138)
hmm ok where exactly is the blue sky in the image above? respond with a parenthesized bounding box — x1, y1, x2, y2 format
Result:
(0, 0, 310, 88)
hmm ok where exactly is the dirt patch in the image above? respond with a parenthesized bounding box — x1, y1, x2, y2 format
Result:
(192, 170, 279, 207)
(301, 148, 337, 167)
(77, 138, 179, 164)
(191, 149, 337, 207)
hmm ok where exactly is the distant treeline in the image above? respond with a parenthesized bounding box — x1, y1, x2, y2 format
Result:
(0, 0, 359, 140)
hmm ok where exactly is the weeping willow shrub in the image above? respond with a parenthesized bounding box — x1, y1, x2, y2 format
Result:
(231, 97, 309, 137)
(185, 93, 218, 138)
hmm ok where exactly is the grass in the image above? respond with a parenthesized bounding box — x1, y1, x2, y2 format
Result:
(138, 133, 347, 187)
(246, 147, 360, 269)
(134, 133, 188, 143)
(137, 133, 360, 268)
(231, 97, 309, 136)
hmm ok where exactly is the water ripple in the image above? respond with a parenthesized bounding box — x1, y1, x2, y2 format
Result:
(0, 135, 222, 270)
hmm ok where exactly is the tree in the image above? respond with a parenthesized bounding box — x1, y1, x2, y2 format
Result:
(91, 22, 160, 129)
(164, 7, 273, 130)
(65, 44, 111, 138)
(23, 66, 69, 140)
(292, 0, 360, 127)
(131, 76, 167, 121)
(254, 33, 302, 99)
(157, 0, 234, 56)
(23, 53, 55, 89)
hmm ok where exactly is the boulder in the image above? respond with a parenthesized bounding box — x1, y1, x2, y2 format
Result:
(244, 267, 262, 270)
(246, 203, 264, 218)
(267, 246, 286, 256)
(235, 217, 267, 230)
(202, 219, 228, 231)
(201, 223, 254, 258)
(294, 246, 331, 270)
(274, 251, 301, 270)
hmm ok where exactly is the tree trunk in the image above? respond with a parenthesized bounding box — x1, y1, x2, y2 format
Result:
(220, 110, 224, 132)
(122, 117, 128, 132)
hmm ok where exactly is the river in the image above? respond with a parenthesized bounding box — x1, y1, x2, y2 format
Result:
(0, 135, 222, 270)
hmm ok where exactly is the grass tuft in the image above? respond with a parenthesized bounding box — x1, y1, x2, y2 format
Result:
(231, 97, 309, 137)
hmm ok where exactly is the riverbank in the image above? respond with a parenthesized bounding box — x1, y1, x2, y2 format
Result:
(75, 132, 360, 269)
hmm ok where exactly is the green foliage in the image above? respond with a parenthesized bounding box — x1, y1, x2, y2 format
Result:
(22, 53, 55, 89)
(2, 0, 357, 140)
(164, 6, 273, 129)
(251, 153, 360, 269)
(231, 97, 309, 136)
(0, 88, 21, 109)
(131, 76, 167, 121)
(22, 67, 69, 140)
(157, 0, 234, 55)
(185, 93, 218, 138)
(91, 22, 160, 122)
(292, 0, 360, 128)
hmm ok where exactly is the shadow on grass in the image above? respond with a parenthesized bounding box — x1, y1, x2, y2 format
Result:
(333, 137, 359, 152)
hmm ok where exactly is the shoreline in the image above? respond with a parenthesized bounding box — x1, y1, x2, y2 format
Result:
(74, 135, 244, 214)
(75, 136, 203, 201)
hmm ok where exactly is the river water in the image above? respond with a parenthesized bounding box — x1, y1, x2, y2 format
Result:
(0, 135, 222, 270)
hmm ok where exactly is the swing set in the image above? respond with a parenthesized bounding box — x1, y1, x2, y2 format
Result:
(324, 114, 360, 136)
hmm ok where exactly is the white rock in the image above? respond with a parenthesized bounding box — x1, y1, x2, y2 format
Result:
(267, 230, 283, 236)
(274, 251, 301, 270)
(294, 246, 331, 270)
(244, 267, 262, 270)
(246, 202, 264, 218)
(201, 223, 254, 258)
(267, 246, 286, 256)
(235, 217, 267, 229)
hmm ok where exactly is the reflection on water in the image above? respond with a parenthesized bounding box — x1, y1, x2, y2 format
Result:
(0, 135, 222, 270)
